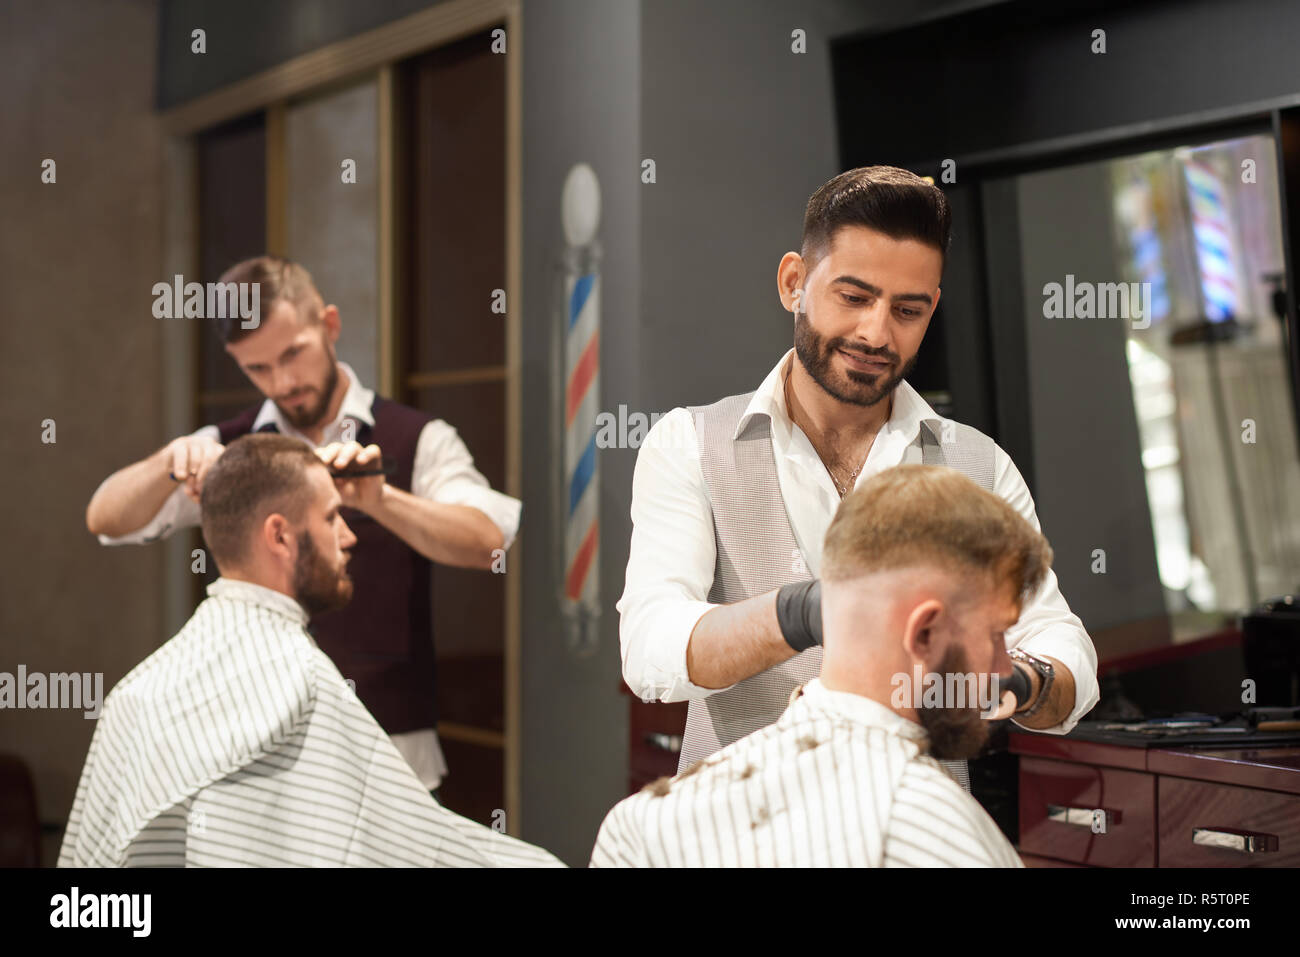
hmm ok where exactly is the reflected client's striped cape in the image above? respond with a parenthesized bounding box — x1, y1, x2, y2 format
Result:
(58, 578, 562, 868)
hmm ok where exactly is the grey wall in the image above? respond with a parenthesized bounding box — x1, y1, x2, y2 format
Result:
(519, 0, 642, 866)
(637, 0, 972, 413)
(1013, 161, 1167, 631)
(0, 0, 167, 866)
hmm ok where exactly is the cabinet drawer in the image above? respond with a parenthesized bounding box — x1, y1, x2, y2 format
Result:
(1019, 757, 1156, 866)
(627, 699, 688, 795)
(1019, 852, 1089, 868)
(1159, 776, 1300, 867)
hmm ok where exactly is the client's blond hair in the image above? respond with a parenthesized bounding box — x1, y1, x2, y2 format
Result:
(822, 464, 1052, 602)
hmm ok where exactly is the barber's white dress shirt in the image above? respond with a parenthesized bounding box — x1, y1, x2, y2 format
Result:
(95, 362, 519, 790)
(591, 678, 1023, 867)
(618, 349, 1099, 734)
(58, 578, 561, 868)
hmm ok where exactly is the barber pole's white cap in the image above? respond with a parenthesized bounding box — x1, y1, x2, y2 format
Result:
(561, 163, 600, 248)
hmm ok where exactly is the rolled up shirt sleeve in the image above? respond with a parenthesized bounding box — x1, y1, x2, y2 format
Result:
(410, 419, 521, 549)
(994, 447, 1101, 735)
(95, 424, 218, 546)
(616, 408, 729, 704)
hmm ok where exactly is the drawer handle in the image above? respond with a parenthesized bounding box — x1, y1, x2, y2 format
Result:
(1192, 828, 1279, 853)
(1047, 804, 1121, 831)
(644, 733, 682, 754)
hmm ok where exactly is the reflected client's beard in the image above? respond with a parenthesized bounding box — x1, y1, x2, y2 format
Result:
(917, 645, 994, 761)
(292, 530, 353, 617)
(793, 310, 916, 408)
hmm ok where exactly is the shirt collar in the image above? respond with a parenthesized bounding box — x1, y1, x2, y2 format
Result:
(735, 348, 945, 447)
(796, 678, 930, 745)
(206, 577, 309, 629)
(251, 361, 375, 436)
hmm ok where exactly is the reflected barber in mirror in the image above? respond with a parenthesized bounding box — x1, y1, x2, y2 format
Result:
(85, 256, 518, 797)
(618, 166, 1099, 790)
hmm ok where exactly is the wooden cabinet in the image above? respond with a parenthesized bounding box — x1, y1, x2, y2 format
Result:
(1012, 733, 1300, 867)
(623, 689, 688, 795)
(1149, 747, 1300, 868)
(1158, 777, 1300, 867)
(1018, 758, 1156, 867)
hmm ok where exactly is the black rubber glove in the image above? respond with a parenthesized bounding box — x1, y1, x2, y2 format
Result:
(999, 665, 1034, 712)
(776, 579, 822, 652)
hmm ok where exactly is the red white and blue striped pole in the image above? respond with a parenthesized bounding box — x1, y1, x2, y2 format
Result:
(560, 164, 601, 655)
(1185, 158, 1240, 322)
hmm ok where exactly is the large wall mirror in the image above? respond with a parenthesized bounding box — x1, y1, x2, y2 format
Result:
(833, 0, 1300, 714)
(987, 132, 1299, 652)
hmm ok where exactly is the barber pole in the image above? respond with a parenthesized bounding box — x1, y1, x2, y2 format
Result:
(1184, 158, 1240, 322)
(559, 164, 602, 655)
(564, 272, 599, 606)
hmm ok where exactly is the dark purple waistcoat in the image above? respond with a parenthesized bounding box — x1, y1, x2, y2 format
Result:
(217, 396, 437, 735)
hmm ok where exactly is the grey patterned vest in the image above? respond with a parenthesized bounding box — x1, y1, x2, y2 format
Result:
(680, 390, 997, 793)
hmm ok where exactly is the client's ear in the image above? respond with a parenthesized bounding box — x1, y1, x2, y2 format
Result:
(900, 598, 944, 668)
(260, 513, 295, 562)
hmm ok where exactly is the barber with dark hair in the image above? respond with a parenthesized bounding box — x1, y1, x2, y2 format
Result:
(618, 167, 1098, 787)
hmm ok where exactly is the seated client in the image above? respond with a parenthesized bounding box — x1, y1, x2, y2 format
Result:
(60, 433, 561, 867)
(591, 464, 1052, 867)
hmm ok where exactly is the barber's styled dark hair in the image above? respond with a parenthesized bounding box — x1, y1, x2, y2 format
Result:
(214, 255, 324, 344)
(200, 433, 323, 570)
(800, 166, 952, 275)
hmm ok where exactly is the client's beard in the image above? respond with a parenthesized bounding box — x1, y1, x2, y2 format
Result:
(292, 530, 353, 618)
(917, 645, 994, 761)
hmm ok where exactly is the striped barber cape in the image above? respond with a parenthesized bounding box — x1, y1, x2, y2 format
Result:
(58, 578, 561, 868)
(591, 679, 1022, 868)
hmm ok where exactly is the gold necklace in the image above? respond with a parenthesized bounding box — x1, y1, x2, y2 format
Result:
(830, 449, 870, 497)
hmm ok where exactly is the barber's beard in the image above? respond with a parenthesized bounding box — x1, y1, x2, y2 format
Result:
(276, 354, 340, 430)
(793, 310, 916, 408)
(292, 530, 353, 618)
(917, 645, 994, 761)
